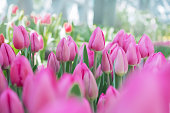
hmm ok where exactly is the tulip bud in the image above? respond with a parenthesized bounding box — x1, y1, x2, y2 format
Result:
(101, 50, 113, 73)
(73, 63, 98, 100)
(123, 34, 136, 52)
(126, 43, 141, 65)
(0, 68, 7, 95)
(78, 43, 94, 68)
(64, 22, 72, 33)
(67, 36, 78, 61)
(38, 35, 44, 50)
(1, 43, 16, 69)
(138, 34, 154, 58)
(88, 27, 105, 51)
(30, 32, 40, 52)
(0, 88, 24, 113)
(41, 14, 51, 24)
(96, 64, 103, 78)
(13, 25, 30, 49)
(12, 5, 18, 14)
(10, 56, 33, 87)
(47, 52, 60, 73)
(0, 33, 5, 46)
(56, 38, 70, 62)
(115, 47, 128, 76)
(110, 43, 119, 63)
(113, 29, 126, 47)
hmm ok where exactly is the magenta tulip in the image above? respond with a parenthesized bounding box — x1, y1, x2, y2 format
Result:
(67, 36, 78, 61)
(73, 63, 98, 100)
(0, 88, 24, 113)
(13, 25, 30, 49)
(96, 64, 103, 78)
(101, 50, 113, 73)
(0, 68, 7, 95)
(113, 29, 126, 47)
(47, 52, 60, 73)
(1, 43, 16, 69)
(126, 43, 141, 65)
(115, 47, 128, 76)
(30, 32, 40, 52)
(79, 43, 94, 68)
(10, 56, 33, 87)
(0, 49, 3, 66)
(123, 34, 136, 52)
(38, 35, 44, 50)
(56, 38, 70, 62)
(88, 27, 105, 51)
(138, 34, 154, 58)
(110, 43, 119, 63)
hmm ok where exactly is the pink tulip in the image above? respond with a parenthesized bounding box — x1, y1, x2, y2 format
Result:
(36, 98, 92, 113)
(144, 52, 167, 70)
(123, 34, 136, 52)
(47, 52, 60, 73)
(79, 43, 94, 68)
(88, 27, 105, 51)
(0, 49, 3, 66)
(0, 33, 5, 46)
(126, 43, 141, 65)
(22, 68, 57, 113)
(73, 63, 98, 100)
(115, 47, 128, 76)
(1, 43, 16, 69)
(101, 50, 113, 73)
(10, 56, 33, 87)
(67, 36, 78, 61)
(38, 35, 44, 50)
(0, 88, 24, 113)
(64, 22, 72, 33)
(30, 32, 40, 52)
(113, 29, 126, 47)
(12, 5, 18, 14)
(138, 34, 154, 58)
(56, 38, 70, 62)
(96, 64, 103, 78)
(13, 25, 30, 49)
(110, 43, 119, 63)
(41, 14, 51, 24)
(0, 68, 7, 95)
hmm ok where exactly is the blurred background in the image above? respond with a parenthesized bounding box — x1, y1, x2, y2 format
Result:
(0, 0, 170, 59)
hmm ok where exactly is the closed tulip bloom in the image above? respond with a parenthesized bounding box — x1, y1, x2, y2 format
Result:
(113, 29, 126, 47)
(115, 47, 128, 76)
(13, 25, 30, 49)
(12, 5, 18, 14)
(96, 64, 103, 78)
(1, 43, 16, 69)
(30, 32, 40, 52)
(0, 88, 24, 113)
(10, 56, 33, 87)
(41, 14, 51, 24)
(138, 34, 154, 58)
(73, 63, 98, 100)
(38, 35, 44, 50)
(0, 33, 5, 46)
(56, 38, 70, 62)
(126, 43, 141, 65)
(88, 27, 105, 51)
(0, 68, 7, 95)
(67, 36, 78, 61)
(110, 43, 119, 63)
(123, 34, 136, 52)
(64, 22, 72, 33)
(101, 50, 113, 73)
(78, 43, 94, 68)
(47, 52, 60, 73)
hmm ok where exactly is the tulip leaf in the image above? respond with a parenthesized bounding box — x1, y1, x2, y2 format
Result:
(69, 83, 82, 97)
(66, 61, 70, 73)
(71, 54, 78, 73)
(33, 64, 38, 72)
(83, 45, 89, 67)
(57, 66, 63, 79)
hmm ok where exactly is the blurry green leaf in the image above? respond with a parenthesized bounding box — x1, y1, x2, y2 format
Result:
(71, 54, 78, 73)
(69, 83, 82, 97)
(58, 65, 62, 79)
(83, 45, 89, 67)
(33, 64, 38, 72)
(11, 44, 19, 54)
(66, 61, 70, 73)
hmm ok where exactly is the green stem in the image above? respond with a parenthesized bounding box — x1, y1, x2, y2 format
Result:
(32, 52, 35, 67)
(62, 62, 65, 73)
(115, 74, 123, 89)
(69, 61, 72, 73)
(6, 69, 10, 85)
(90, 100, 94, 113)
(93, 51, 98, 77)
(107, 73, 110, 86)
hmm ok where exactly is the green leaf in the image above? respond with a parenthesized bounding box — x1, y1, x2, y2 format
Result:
(69, 83, 82, 97)
(83, 45, 89, 67)
(33, 64, 38, 72)
(71, 54, 78, 73)
(66, 61, 70, 73)
(57, 65, 62, 79)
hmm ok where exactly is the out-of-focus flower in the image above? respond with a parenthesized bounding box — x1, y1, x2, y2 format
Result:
(0, 33, 5, 46)
(56, 38, 70, 62)
(22, 68, 57, 113)
(113, 29, 126, 47)
(0, 88, 24, 113)
(38, 35, 44, 50)
(88, 27, 105, 51)
(115, 47, 128, 76)
(41, 14, 51, 24)
(73, 63, 98, 100)
(10, 56, 33, 87)
(78, 43, 94, 68)
(123, 34, 136, 52)
(67, 36, 78, 61)
(138, 34, 154, 58)
(101, 50, 113, 73)
(47, 52, 60, 73)
(12, 5, 18, 14)
(30, 31, 40, 52)
(126, 43, 141, 65)
(64, 22, 72, 33)
(1, 43, 16, 69)
(96, 64, 103, 78)
(13, 25, 30, 49)
(0, 68, 7, 95)
(26, 20, 30, 26)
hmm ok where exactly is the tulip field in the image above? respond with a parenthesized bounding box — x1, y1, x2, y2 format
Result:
(0, 5, 170, 113)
